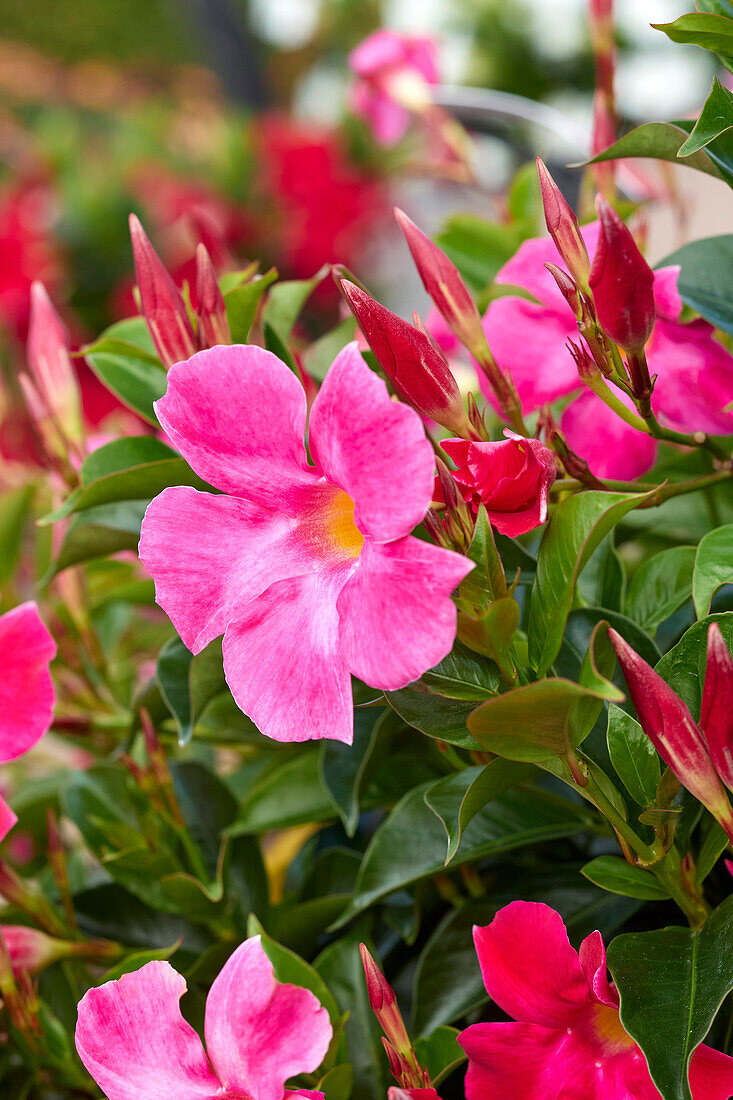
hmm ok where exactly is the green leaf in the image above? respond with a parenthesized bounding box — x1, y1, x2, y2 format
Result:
(232, 751, 337, 833)
(697, 821, 730, 881)
(386, 687, 482, 748)
(435, 214, 526, 291)
(52, 499, 147, 574)
(156, 636, 227, 745)
(332, 785, 591, 926)
(528, 490, 650, 675)
(653, 13, 733, 69)
(319, 708, 385, 836)
(303, 318, 356, 382)
(660, 234, 733, 334)
(608, 895, 733, 1100)
(84, 319, 167, 424)
(424, 760, 535, 864)
(587, 122, 730, 185)
(0, 484, 34, 584)
(224, 269, 278, 342)
(460, 505, 507, 607)
(420, 642, 503, 700)
(693, 524, 733, 617)
(606, 704, 661, 806)
(680, 79, 733, 155)
(263, 266, 329, 344)
(581, 856, 670, 900)
(655, 612, 733, 717)
(625, 547, 696, 634)
(414, 1027, 465, 1086)
(100, 940, 181, 982)
(263, 320, 297, 370)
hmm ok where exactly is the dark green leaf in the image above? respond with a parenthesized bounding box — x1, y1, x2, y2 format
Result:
(263, 267, 329, 344)
(156, 637, 227, 745)
(319, 708, 385, 836)
(420, 641, 503, 700)
(85, 320, 167, 424)
(587, 122, 730, 185)
(414, 1027, 465, 1086)
(51, 500, 148, 574)
(581, 856, 670, 900)
(528, 490, 650, 675)
(661, 235, 733, 334)
(386, 685, 482, 748)
(625, 547, 696, 634)
(608, 895, 733, 1100)
(606, 704, 660, 806)
(693, 524, 733, 617)
(697, 822, 729, 881)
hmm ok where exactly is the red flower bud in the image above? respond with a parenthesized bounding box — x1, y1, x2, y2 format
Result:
(129, 214, 196, 368)
(700, 623, 733, 790)
(195, 243, 231, 348)
(0, 926, 71, 976)
(26, 282, 84, 455)
(388, 1091, 442, 1100)
(536, 160, 591, 289)
(589, 198, 655, 351)
(545, 263, 583, 319)
(340, 280, 472, 437)
(609, 629, 733, 840)
(394, 208, 486, 355)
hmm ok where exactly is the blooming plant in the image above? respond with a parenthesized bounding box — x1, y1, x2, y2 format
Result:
(5, 6, 733, 1100)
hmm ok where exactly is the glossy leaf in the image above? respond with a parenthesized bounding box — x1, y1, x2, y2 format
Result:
(414, 1027, 465, 1086)
(653, 13, 733, 69)
(660, 235, 733, 334)
(52, 499, 148, 574)
(693, 524, 733, 617)
(156, 636, 227, 745)
(224, 268, 277, 342)
(84, 318, 167, 424)
(608, 895, 733, 1100)
(319, 707, 385, 836)
(263, 266, 329, 344)
(528, 489, 650, 675)
(680, 78, 733, 154)
(581, 856, 670, 900)
(625, 546, 696, 635)
(655, 612, 733, 716)
(587, 122, 732, 185)
(606, 704, 660, 806)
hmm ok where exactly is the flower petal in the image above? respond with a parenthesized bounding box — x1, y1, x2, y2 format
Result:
(308, 342, 435, 542)
(653, 266, 683, 321)
(0, 795, 17, 843)
(561, 390, 657, 481)
(689, 1043, 733, 1100)
(204, 937, 332, 1100)
(139, 487, 318, 654)
(222, 568, 353, 743)
(460, 1021, 584, 1100)
(337, 535, 472, 689)
(154, 345, 317, 507)
(578, 930, 618, 1008)
(649, 319, 733, 437)
(473, 901, 590, 1026)
(75, 961, 220, 1100)
(493, 225, 600, 308)
(0, 603, 56, 763)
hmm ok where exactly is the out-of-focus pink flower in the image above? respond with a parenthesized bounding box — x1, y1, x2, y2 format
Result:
(482, 224, 733, 478)
(139, 342, 472, 744)
(438, 435, 556, 537)
(459, 901, 733, 1099)
(24, 282, 84, 457)
(0, 603, 56, 841)
(1, 926, 74, 977)
(75, 935, 332, 1100)
(0, 182, 60, 339)
(348, 30, 439, 146)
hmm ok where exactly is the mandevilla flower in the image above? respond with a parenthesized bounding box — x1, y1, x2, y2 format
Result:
(348, 30, 439, 147)
(481, 224, 733, 478)
(458, 901, 733, 1098)
(139, 342, 472, 743)
(129, 214, 197, 368)
(75, 935, 332, 1100)
(0, 602, 56, 841)
(340, 279, 474, 439)
(437, 435, 556, 537)
(610, 625, 733, 842)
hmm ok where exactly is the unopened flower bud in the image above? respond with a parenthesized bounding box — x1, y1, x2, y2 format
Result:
(589, 197, 655, 351)
(700, 623, 733, 790)
(0, 926, 74, 977)
(26, 282, 83, 451)
(340, 280, 472, 438)
(129, 214, 197, 368)
(395, 208, 488, 356)
(195, 244, 231, 348)
(545, 264, 583, 320)
(536, 160, 591, 288)
(566, 339, 599, 383)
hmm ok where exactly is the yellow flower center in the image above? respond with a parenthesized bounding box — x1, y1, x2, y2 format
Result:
(323, 490, 364, 557)
(590, 1003, 636, 1054)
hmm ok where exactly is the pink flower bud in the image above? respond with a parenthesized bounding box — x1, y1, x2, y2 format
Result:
(588, 198, 655, 351)
(394, 208, 487, 354)
(0, 926, 71, 976)
(129, 214, 196, 368)
(700, 623, 733, 790)
(340, 280, 472, 437)
(359, 944, 414, 1059)
(26, 282, 83, 450)
(536, 161, 590, 289)
(609, 629, 733, 840)
(545, 263, 583, 320)
(389, 1091, 443, 1100)
(195, 243, 231, 348)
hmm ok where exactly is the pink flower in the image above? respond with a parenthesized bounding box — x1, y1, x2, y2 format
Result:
(438, 435, 556, 537)
(482, 225, 733, 479)
(0, 602, 56, 842)
(139, 342, 472, 744)
(348, 30, 439, 146)
(75, 935, 332, 1100)
(459, 901, 733, 1099)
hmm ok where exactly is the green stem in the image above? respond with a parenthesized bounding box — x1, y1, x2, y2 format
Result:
(585, 375, 650, 433)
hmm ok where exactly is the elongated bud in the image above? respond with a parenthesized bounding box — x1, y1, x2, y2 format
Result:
(340, 280, 472, 438)
(129, 214, 196, 368)
(27, 282, 83, 450)
(395, 208, 487, 354)
(566, 339, 599, 383)
(545, 263, 583, 319)
(536, 161, 591, 288)
(700, 624, 733, 790)
(609, 629, 733, 842)
(589, 197, 655, 351)
(360, 945, 412, 1051)
(0, 926, 75, 976)
(195, 243, 231, 348)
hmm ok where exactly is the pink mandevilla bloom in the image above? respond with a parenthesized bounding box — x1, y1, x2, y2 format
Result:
(459, 901, 733, 1099)
(139, 342, 472, 744)
(348, 30, 439, 146)
(75, 935, 332, 1100)
(482, 224, 733, 479)
(438, 434, 556, 537)
(0, 602, 56, 841)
